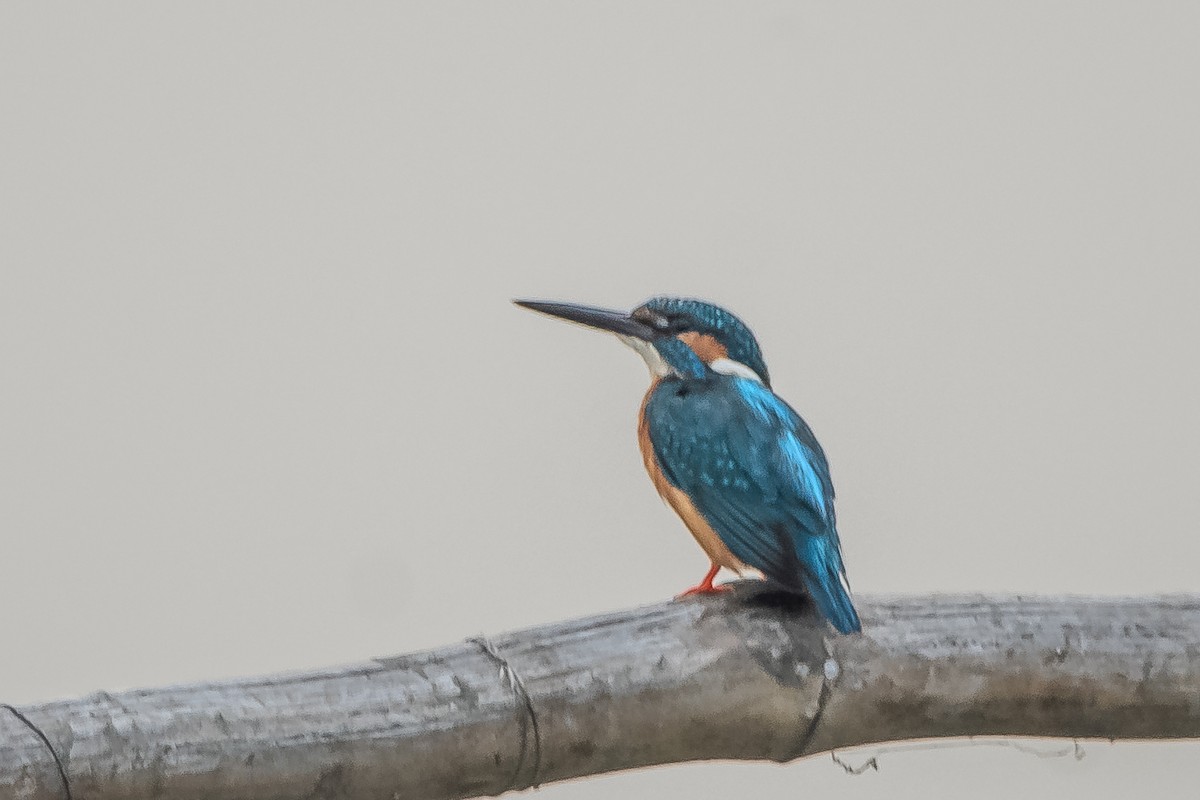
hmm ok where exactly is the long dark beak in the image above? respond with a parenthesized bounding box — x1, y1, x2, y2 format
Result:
(513, 299, 656, 340)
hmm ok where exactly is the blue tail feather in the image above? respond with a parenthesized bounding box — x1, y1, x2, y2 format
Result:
(800, 538, 861, 634)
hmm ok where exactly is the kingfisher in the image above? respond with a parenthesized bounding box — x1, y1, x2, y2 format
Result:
(515, 296, 861, 634)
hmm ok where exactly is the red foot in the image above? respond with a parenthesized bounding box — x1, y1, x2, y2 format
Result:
(677, 563, 729, 597)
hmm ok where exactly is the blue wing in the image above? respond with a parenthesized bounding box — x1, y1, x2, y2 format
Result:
(644, 374, 861, 633)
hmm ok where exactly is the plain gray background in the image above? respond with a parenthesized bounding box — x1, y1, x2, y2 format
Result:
(3, 3, 1198, 798)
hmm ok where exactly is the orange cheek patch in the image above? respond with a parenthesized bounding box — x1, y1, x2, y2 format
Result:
(676, 332, 728, 364)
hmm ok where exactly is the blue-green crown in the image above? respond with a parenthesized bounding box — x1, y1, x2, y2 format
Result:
(636, 296, 770, 385)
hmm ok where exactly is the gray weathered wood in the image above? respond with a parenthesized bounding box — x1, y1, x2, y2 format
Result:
(3, 587, 1199, 800)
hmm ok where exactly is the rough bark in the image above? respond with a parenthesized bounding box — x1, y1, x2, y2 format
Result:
(2, 587, 1198, 800)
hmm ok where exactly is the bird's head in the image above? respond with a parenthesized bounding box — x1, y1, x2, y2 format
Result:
(515, 296, 770, 386)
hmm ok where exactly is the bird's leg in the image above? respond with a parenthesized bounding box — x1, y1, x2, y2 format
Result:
(678, 562, 728, 597)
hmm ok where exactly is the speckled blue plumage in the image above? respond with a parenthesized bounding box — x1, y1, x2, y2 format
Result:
(643, 372, 861, 633)
(640, 297, 771, 385)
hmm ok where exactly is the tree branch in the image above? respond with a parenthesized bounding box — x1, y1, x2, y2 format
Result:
(3, 586, 1198, 800)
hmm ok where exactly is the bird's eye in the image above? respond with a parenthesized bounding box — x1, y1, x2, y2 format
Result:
(665, 314, 692, 332)
(633, 307, 675, 330)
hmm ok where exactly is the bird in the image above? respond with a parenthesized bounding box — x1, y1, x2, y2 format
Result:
(514, 296, 861, 634)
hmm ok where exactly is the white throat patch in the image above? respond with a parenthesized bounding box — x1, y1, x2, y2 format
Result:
(617, 335, 672, 378)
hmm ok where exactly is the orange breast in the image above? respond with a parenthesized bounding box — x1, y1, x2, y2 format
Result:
(637, 383, 747, 574)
